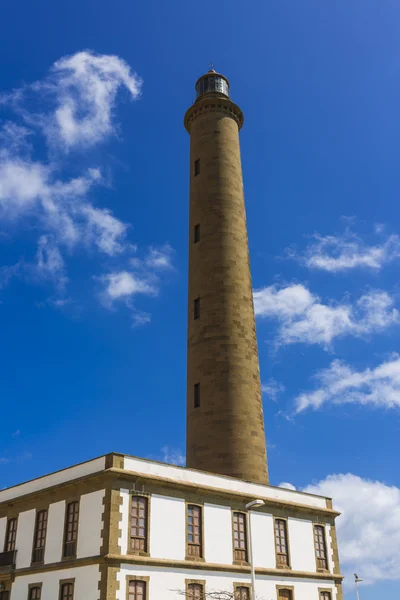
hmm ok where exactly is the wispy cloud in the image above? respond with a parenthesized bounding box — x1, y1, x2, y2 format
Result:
(254, 283, 398, 348)
(160, 446, 186, 467)
(0, 51, 171, 321)
(295, 354, 400, 413)
(288, 228, 400, 273)
(262, 378, 285, 401)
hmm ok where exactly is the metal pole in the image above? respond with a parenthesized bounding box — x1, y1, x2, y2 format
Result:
(355, 580, 360, 600)
(247, 510, 256, 600)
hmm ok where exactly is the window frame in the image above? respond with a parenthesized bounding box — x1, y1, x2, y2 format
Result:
(232, 511, 248, 564)
(126, 576, 149, 600)
(276, 585, 295, 600)
(128, 494, 150, 556)
(58, 579, 75, 600)
(4, 517, 18, 553)
(318, 589, 332, 600)
(185, 579, 205, 600)
(234, 583, 251, 600)
(62, 500, 79, 559)
(32, 509, 48, 564)
(27, 583, 42, 600)
(186, 503, 204, 560)
(313, 524, 329, 572)
(274, 517, 291, 569)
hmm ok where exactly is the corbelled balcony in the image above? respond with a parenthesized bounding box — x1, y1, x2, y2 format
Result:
(0, 550, 16, 570)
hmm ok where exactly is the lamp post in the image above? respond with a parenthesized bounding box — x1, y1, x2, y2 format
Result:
(354, 574, 363, 600)
(245, 499, 265, 600)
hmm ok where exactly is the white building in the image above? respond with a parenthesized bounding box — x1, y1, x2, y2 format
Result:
(0, 453, 342, 600)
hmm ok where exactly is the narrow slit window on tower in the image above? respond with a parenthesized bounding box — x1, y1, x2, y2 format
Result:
(194, 224, 200, 243)
(194, 297, 200, 320)
(194, 383, 200, 408)
(194, 159, 200, 176)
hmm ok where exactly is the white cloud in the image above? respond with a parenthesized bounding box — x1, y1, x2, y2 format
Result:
(35, 235, 67, 290)
(292, 229, 400, 272)
(18, 51, 142, 150)
(144, 244, 174, 270)
(0, 51, 145, 307)
(101, 271, 156, 301)
(303, 474, 400, 585)
(262, 378, 286, 401)
(254, 284, 398, 348)
(295, 354, 400, 413)
(160, 446, 186, 467)
(278, 482, 296, 490)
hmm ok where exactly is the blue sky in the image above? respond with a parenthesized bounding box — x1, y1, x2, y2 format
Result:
(0, 0, 399, 597)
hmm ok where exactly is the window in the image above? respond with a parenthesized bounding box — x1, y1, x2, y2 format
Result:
(194, 159, 200, 177)
(233, 512, 247, 562)
(194, 224, 200, 243)
(32, 510, 48, 563)
(60, 582, 74, 600)
(128, 581, 146, 600)
(278, 590, 292, 600)
(194, 297, 200, 320)
(314, 525, 328, 570)
(28, 586, 42, 600)
(274, 519, 289, 567)
(187, 505, 202, 557)
(63, 501, 79, 558)
(320, 593, 331, 600)
(130, 496, 148, 552)
(187, 583, 204, 599)
(4, 517, 17, 552)
(194, 383, 200, 408)
(235, 587, 250, 600)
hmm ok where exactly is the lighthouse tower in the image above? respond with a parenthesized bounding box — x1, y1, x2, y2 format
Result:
(184, 69, 269, 484)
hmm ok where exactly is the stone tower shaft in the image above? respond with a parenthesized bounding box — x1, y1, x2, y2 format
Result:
(184, 71, 268, 484)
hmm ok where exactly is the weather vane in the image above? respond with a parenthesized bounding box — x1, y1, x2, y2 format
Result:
(209, 61, 215, 71)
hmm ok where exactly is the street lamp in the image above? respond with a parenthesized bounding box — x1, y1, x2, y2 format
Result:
(354, 574, 363, 600)
(245, 499, 265, 600)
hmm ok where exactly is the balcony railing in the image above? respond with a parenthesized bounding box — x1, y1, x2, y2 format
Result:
(0, 551, 16, 569)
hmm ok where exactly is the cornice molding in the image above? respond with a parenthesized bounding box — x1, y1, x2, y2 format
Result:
(184, 97, 244, 133)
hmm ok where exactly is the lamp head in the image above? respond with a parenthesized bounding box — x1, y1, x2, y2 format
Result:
(245, 499, 265, 510)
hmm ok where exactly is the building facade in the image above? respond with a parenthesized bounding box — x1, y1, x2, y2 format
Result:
(0, 70, 343, 599)
(0, 453, 342, 600)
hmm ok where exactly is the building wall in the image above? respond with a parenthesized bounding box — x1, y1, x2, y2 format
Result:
(77, 490, 105, 558)
(15, 509, 35, 569)
(0, 516, 7, 552)
(203, 503, 233, 564)
(123, 456, 328, 509)
(0, 456, 105, 504)
(45, 500, 65, 563)
(150, 495, 185, 560)
(251, 511, 276, 569)
(117, 564, 338, 600)
(119, 490, 324, 573)
(11, 565, 101, 600)
(287, 519, 316, 573)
